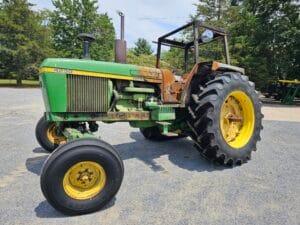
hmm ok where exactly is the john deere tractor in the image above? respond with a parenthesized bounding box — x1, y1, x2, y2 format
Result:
(36, 21, 263, 215)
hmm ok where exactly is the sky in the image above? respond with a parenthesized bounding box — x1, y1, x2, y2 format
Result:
(29, 0, 198, 49)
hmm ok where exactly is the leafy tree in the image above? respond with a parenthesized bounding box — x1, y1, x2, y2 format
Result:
(0, 0, 55, 86)
(229, 0, 299, 84)
(162, 47, 185, 73)
(193, 0, 300, 88)
(195, 0, 229, 21)
(51, 0, 115, 61)
(127, 50, 170, 69)
(132, 38, 153, 56)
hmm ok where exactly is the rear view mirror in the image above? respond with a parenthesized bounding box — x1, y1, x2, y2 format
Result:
(201, 30, 214, 43)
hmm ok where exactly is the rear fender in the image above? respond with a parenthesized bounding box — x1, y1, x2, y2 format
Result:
(180, 61, 245, 106)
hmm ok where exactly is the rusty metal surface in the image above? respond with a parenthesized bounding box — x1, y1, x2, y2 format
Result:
(115, 11, 126, 63)
(155, 20, 231, 74)
(212, 61, 245, 74)
(47, 111, 150, 122)
(129, 66, 163, 83)
(106, 111, 150, 121)
(160, 66, 205, 105)
(115, 39, 127, 63)
(161, 69, 183, 103)
(139, 66, 162, 80)
(180, 64, 200, 106)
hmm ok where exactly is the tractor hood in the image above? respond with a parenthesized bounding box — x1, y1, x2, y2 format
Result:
(40, 58, 163, 83)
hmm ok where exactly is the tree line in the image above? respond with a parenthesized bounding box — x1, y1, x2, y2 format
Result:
(0, 0, 299, 88)
(194, 0, 300, 87)
(0, 0, 115, 86)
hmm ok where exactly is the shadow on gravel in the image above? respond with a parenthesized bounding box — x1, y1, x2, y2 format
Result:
(32, 147, 49, 154)
(27, 138, 228, 177)
(34, 197, 116, 218)
(34, 201, 65, 218)
(26, 152, 48, 176)
(27, 133, 227, 218)
(114, 131, 228, 173)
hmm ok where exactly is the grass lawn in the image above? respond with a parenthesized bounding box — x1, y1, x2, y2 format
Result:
(0, 79, 39, 87)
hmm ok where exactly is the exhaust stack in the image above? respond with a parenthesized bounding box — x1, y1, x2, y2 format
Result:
(115, 11, 127, 63)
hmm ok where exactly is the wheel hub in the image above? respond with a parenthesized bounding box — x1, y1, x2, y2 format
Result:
(220, 91, 255, 149)
(63, 161, 106, 200)
(75, 168, 96, 187)
(221, 96, 243, 142)
(47, 124, 66, 144)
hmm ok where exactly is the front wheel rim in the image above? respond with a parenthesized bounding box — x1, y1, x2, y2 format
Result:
(46, 124, 66, 145)
(220, 90, 255, 149)
(63, 161, 107, 200)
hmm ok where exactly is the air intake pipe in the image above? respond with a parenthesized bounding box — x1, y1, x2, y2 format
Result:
(78, 33, 96, 59)
(115, 11, 127, 63)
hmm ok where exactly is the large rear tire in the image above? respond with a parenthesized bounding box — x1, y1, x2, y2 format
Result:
(40, 138, 124, 215)
(187, 72, 263, 166)
(35, 116, 66, 152)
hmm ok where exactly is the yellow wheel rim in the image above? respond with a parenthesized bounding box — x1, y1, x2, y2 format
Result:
(220, 90, 255, 149)
(46, 124, 66, 145)
(63, 161, 107, 200)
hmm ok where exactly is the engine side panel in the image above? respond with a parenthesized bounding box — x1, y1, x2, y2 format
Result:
(40, 58, 163, 84)
(40, 72, 67, 112)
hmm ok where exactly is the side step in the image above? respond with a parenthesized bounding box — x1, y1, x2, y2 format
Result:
(155, 121, 181, 137)
(163, 132, 180, 137)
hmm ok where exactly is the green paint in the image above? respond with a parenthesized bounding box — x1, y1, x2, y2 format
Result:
(63, 128, 95, 141)
(40, 58, 183, 134)
(115, 93, 148, 111)
(124, 87, 155, 93)
(160, 122, 171, 134)
(145, 102, 176, 121)
(108, 79, 113, 102)
(282, 85, 299, 105)
(129, 121, 156, 128)
(41, 58, 140, 77)
(40, 73, 67, 112)
(46, 111, 150, 122)
(151, 107, 176, 121)
(115, 99, 137, 112)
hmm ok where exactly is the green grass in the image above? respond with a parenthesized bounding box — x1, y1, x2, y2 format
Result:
(0, 79, 39, 87)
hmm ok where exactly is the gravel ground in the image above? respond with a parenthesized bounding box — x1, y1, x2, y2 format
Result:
(0, 88, 299, 225)
(262, 105, 300, 122)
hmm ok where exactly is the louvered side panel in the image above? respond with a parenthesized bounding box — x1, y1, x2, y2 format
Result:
(67, 74, 109, 112)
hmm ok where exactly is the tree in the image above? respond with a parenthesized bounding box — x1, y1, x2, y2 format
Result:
(132, 38, 153, 56)
(195, 0, 228, 21)
(127, 50, 170, 69)
(193, 0, 300, 88)
(229, 0, 300, 83)
(0, 0, 55, 86)
(51, 0, 115, 61)
(162, 47, 185, 73)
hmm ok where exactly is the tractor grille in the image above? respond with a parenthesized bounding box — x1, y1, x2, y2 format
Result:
(67, 74, 110, 112)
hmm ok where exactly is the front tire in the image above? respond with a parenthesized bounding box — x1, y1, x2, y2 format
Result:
(35, 116, 66, 152)
(187, 72, 263, 166)
(40, 138, 124, 215)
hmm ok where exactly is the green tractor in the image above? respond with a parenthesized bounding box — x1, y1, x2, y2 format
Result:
(36, 21, 263, 215)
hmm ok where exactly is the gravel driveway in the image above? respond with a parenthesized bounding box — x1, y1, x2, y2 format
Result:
(0, 88, 299, 225)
